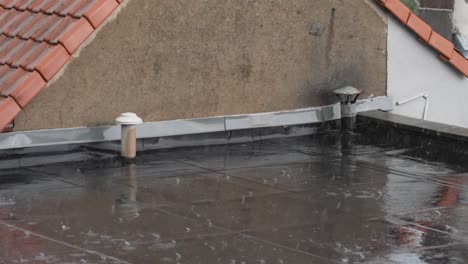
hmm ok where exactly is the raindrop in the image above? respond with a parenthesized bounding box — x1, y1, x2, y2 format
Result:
(34, 253, 47, 261)
(61, 223, 70, 231)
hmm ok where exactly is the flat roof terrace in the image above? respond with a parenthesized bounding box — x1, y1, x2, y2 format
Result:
(0, 123, 468, 263)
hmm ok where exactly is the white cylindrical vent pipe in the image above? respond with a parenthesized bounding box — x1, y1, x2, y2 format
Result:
(115, 113, 143, 160)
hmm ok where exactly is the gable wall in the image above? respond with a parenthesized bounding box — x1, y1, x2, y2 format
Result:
(14, 0, 387, 131)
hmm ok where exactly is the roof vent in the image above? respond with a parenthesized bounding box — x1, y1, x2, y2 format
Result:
(115, 113, 143, 161)
(454, 33, 468, 59)
(333, 86, 363, 131)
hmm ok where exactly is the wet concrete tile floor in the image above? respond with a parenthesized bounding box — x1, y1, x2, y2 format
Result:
(1, 133, 468, 263)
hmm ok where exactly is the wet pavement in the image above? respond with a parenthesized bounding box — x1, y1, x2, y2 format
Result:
(1, 133, 468, 263)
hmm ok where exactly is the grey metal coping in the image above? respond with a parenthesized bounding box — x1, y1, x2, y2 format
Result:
(0, 96, 393, 150)
(358, 110, 468, 143)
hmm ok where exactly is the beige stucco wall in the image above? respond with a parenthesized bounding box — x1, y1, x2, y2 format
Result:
(15, 0, 387, 131)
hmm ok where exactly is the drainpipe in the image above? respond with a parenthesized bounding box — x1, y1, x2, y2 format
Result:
(333, 86, 363, 131)
(115, 113, 143, 160)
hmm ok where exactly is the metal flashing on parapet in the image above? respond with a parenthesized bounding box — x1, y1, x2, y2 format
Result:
(0, 96, 393, 150)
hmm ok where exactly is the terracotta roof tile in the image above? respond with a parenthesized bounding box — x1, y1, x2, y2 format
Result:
(84, 0, 118, 28)
(380, 0, 468, 78)
(0, 0, 122, 132)
(384, 0, 411, 23)
(406, 13, 432, 42)
(34, 44, 70, 80)
(58, 17, 94, 53)
(9, 71, 46, 107)
(428, 31, 455, 60)
(0, 65, 46, 107)
(443, 52, 468, 78)
(13, 0, 36, 11)
(0, 96, 21, 130)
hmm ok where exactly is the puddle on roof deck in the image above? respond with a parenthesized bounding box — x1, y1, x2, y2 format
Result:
(0, 133, 468, 263)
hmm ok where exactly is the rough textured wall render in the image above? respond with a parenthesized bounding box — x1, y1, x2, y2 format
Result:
(15, 0, 387, 131)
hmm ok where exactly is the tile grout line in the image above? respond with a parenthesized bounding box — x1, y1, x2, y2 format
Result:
(264, 139, 468, 191)
(173, 158, 299, 194)
(24, 168, 87, 188)
(148, 156, 342, 262)
(144, 203, 342, 264)
(0, 219, 132, 264)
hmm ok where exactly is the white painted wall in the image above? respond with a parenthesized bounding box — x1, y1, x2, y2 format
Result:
(454, 0, 468, 36)
(387, 18, 468, 128)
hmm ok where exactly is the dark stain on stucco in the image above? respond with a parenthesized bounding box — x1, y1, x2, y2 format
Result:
(326, 8, 336, 67)
(309, 22, 323, 36)
(152, 61, 162, 76)
(239, 64, 253, 80)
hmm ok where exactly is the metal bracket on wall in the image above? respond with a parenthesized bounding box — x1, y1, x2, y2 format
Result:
(0, 96, 393, 150)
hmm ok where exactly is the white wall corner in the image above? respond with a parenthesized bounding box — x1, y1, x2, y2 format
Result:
(454, 0, 468, 36)
(387, 17, 468, 128)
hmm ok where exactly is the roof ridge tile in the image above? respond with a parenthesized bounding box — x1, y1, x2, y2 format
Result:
(84, 0, 119, 28)
(0, 96, 21, 131)
(34, 38, 70, 80)
(1, 68, 46, 107)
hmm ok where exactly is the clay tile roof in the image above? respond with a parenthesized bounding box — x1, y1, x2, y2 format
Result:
(0, 0, 121, 132)
(378, 0, 468, 78)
